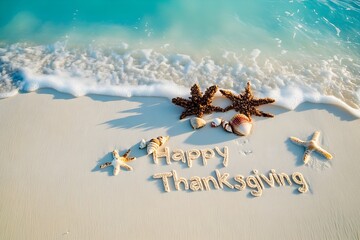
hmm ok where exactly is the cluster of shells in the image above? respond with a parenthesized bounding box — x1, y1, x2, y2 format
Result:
(190, 114, 253, 136)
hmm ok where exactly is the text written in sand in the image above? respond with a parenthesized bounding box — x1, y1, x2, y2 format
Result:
(151, 146, 309, 197)
(152, 146, 229, 167)
(153, 169, 308, 197)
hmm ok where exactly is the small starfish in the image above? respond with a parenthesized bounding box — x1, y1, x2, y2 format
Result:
(290, 131, 333, 164)
(172, 84, 223, 119)
(220, 82, 275, 120)
(100, 149, 135, 175)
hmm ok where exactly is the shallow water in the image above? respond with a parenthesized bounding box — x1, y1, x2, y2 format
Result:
(0, 0, 359, 116)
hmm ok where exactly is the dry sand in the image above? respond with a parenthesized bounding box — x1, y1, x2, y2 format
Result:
(0, 89, 359, 239)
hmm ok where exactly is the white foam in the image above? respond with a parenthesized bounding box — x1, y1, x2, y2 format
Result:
(0, 42, 359, 118)
(250, 49, 261, 60)
(0, 89, 19, 98)
(22, 69, 189, 99)
(268, 86, 360, 117)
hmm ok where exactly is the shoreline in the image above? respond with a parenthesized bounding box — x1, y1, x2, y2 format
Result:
(0, 89, 359, 239)
(2, 82, 360, 118)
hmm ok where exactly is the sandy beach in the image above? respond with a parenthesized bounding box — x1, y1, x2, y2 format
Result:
(0, 89, 359, 239)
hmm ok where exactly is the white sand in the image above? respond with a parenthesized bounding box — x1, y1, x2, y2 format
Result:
(0, 89, 359, 239)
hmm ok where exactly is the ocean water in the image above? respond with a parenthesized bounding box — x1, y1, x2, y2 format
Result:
(0, 0, 359, 116)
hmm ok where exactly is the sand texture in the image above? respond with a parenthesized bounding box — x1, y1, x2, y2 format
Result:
(0, 90, 360, 239)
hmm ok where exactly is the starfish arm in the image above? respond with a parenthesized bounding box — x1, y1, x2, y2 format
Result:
(124, 157, 136, 162)
(172, 97, 191, 108)
(112, 150, 121, 160)
(205, 105, 224, 113)
(202, 85, 218, 104)
(251, 98, 276, 107)
(190, 84, 202, 102)
(219, 89, 238, 102)
(113, 164, 121, 175)
(254, 109, 274, 118)
(315, 146, 333, 160)
(290, 137, 307, 146)
(223, 105, 234, 112)
(122, 149, 131, 158)
(120, 162, 133, 171)
(174, 85, 227, 119)
(99, 162, 112, 169)
(244, 82, 253, 99)
(180, 109, 196, 119)
(214, 106, 225, 112)
(312, 131, 321, 142)
(303, 149, 313, 164)
(180, 111, 189, 119)
(196, 111, 204, 118)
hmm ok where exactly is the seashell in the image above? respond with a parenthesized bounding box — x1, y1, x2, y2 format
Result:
(190, 117, 206, 129)
(158, 135, 170, 145)
(147, 136, 170, 155)
(147, 142, 158, 155)
(139, 139, 147, 149)
(229, 114, 253, 136)
(211, 118, 222, 128)
(221, 120, 233, 133)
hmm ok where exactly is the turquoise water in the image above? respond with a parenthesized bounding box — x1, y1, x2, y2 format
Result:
(0, 0, 359, 115)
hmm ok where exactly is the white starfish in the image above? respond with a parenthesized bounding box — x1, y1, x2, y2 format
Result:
(100, 149, 135, 175)
(290, 131, 333, 164)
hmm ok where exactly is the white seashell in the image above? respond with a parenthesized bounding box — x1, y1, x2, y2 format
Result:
(221, 120, 233, 133)
(229, 114, 253, 136)
(139, 139, 147, 149)
(147, 142, 159, 155)
(147, 136, 170, 154)
(211, 118, 222, 128)
(190, 117, 206, 129)
(235, 122, 252, 136)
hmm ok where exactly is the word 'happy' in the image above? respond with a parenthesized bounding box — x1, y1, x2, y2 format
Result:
(153, 169, 308, 197)
(152, 146, 229, 167)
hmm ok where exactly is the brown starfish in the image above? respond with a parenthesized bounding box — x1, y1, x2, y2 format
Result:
(172, 84, 223, 119)
(220, 82, 275, 119)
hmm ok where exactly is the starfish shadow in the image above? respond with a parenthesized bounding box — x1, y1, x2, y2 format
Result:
(92, 152, 114, 176)
(285, 138, 306, 167)
(102, 97, 189, 137)
(102, 97, 241, 145)
(26, 89, 185, 136)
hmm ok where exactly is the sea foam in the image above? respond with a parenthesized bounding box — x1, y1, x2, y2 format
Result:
(0, 42, 359, 117)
